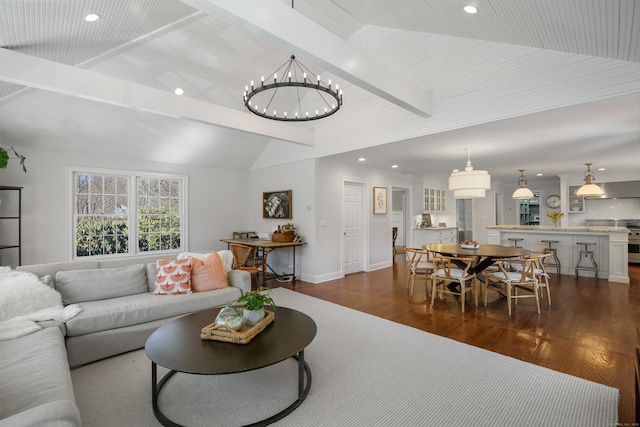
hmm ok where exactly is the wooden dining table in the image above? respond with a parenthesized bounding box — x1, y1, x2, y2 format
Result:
(424, 243, 531, 278)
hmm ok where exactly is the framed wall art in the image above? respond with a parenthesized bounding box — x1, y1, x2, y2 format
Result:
(373, 186, 387, 214)
(262, 190, 292, 219)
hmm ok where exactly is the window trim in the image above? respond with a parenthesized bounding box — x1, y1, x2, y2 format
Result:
(66, 166, 188, 260)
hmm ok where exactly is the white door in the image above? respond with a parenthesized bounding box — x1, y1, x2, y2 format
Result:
(343, 183, 363, 275)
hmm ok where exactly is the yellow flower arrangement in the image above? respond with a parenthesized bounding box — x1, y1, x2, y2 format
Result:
(546, 211, 565, 226)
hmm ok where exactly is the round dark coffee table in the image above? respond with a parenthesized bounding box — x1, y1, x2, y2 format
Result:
(145, 306, 317, 427)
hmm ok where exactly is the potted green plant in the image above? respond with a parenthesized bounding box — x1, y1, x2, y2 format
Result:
(0, 146, 27, 172)
(235, 286, 276, 326)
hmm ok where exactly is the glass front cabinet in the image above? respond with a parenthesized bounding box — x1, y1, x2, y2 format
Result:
(568, 186, 585, 213)
(424, 188, 446, 212)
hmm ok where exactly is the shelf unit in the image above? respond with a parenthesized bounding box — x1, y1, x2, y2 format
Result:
(423, 187, 446, 212)
(568, 185, 585, 213)
(0, 186, 22, 266)
(518, 192, 540, 225)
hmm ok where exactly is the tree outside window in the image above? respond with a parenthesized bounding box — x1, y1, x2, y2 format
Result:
(73, 170, 185, 258)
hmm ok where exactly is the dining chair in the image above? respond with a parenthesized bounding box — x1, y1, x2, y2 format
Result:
(392, 227, 399, 264)
(405, 248, 434, 297)
(484, 257, 540, 315)
(431, 255, 478, 313)
(511, 252, 552, 305)
(230, 243, 267, 289)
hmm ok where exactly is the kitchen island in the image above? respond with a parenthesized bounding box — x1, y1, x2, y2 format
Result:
(487, 225, 629, 283)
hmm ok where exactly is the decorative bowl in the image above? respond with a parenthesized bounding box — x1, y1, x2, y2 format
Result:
(460, 244, 480, 249)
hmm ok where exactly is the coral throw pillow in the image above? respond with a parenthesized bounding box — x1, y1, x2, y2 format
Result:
(154, 259, 192, 295)
(190, 252, 229, 292)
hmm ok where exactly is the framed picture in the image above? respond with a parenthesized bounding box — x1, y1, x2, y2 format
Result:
(262, 190, 292, 219)
(373, 186, 387, 214)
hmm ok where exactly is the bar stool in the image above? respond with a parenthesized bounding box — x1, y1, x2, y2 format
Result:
(507, 237, 523, 248)
(575, 242, 598, 280)
(541, 240, 561, 275)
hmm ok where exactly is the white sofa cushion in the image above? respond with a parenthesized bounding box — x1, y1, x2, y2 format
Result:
(64, 287, 241, 337)
(55, 264, 147, 304)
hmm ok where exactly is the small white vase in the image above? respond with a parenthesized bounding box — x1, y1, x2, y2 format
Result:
(243, 308, 265, 326)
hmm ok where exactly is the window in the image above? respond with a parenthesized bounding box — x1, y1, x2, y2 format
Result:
(70, 168, 187, 258)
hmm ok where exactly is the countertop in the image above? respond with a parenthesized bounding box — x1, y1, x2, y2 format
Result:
(487, 225, 629, 233)
(413, 227, 457, 230)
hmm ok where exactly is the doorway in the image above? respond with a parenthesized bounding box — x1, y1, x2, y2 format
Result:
(391, 187, 410, 252)
(343, 181, 365, 275)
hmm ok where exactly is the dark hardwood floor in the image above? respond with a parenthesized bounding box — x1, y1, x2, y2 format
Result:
(274, 256, 640, 424)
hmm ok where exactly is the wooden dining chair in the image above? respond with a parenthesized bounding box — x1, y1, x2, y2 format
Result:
(485, 257, 540, 315)
(431, 255, 478, 313)
(405, 248, 434, 297)
(511, 252, 553, 305)
(230, 243, 267, 289)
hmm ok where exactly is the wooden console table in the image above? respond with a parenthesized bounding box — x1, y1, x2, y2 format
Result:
(220, 238, 305, 284)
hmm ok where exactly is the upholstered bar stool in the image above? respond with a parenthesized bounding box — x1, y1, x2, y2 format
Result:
(507, 237, 523, 248)
(575, 242, 598, 280)
(541, 240, 561, 275)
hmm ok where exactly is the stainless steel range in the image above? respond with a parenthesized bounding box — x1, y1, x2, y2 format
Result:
(586, 219, 640, 264)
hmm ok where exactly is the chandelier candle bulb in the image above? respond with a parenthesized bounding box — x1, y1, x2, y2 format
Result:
(250, 80, 254, 89)
(303, 72, 307, 82)
(274, 73, 277, 83)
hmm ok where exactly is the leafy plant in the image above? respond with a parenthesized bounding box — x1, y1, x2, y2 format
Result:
(0, 146, 27, 172)
(236, 286, 276, 311)
(281, 223, 295, 231)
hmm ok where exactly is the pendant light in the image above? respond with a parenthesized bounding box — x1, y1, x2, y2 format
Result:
(512, 169, 534, 199)
(576, 163, 605, 197)
(448, 149, 491, 199)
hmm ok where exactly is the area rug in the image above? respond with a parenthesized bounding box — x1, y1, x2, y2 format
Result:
(71, 288, 618, 426)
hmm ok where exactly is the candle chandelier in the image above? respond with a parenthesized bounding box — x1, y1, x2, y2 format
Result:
(243, 55, 343, 122)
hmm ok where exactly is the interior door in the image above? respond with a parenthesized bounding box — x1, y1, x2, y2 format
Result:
(343, 183, 363, 275)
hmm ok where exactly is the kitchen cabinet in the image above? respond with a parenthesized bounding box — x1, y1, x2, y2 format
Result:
(568, 186, 584, 213)
(519, 192, 540, 225)
(413, 227, 457, 248)
(423, 187, 446, 212)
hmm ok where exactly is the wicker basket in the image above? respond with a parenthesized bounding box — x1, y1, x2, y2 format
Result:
(201, 309, 275, 344)
(271, 231, 295, 243)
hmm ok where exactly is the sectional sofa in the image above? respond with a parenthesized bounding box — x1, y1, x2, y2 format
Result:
(1, 251, 250, 427)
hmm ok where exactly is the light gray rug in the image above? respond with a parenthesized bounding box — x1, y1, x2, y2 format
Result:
(71, 288, 618, 426)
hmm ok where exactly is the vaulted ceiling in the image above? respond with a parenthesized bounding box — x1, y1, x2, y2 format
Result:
(0, 0, 638, 184)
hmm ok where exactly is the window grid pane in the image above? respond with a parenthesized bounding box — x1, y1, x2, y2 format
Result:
(73, 171, 184, 258)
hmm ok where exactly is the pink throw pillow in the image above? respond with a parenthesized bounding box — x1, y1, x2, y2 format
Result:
(190, 252, 229, 292)
(154, 258, 192, 295)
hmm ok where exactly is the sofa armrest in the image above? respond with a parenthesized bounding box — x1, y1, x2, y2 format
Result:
(227, 270, 251, 294)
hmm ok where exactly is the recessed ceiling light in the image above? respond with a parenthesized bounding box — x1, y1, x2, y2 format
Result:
(392, 165, 398, 168)
(536, 173, 543, 176)
(174, 88, 184, 95)
(598, 168, 606, 171)
(84, 13, 100, 22)
(463, 5, 478, 14)
(452, 169, 459, 173)
(358, 158, 366, 162)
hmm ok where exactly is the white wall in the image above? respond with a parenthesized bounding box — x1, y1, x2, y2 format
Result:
(313, 159, 414, 283)
(247, 159, 315, 281)
(0, 144, 249, 266)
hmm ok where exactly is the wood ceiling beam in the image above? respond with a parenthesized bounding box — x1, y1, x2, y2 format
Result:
(0, 48, 314, 146)
(183, 0, 433, 118)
